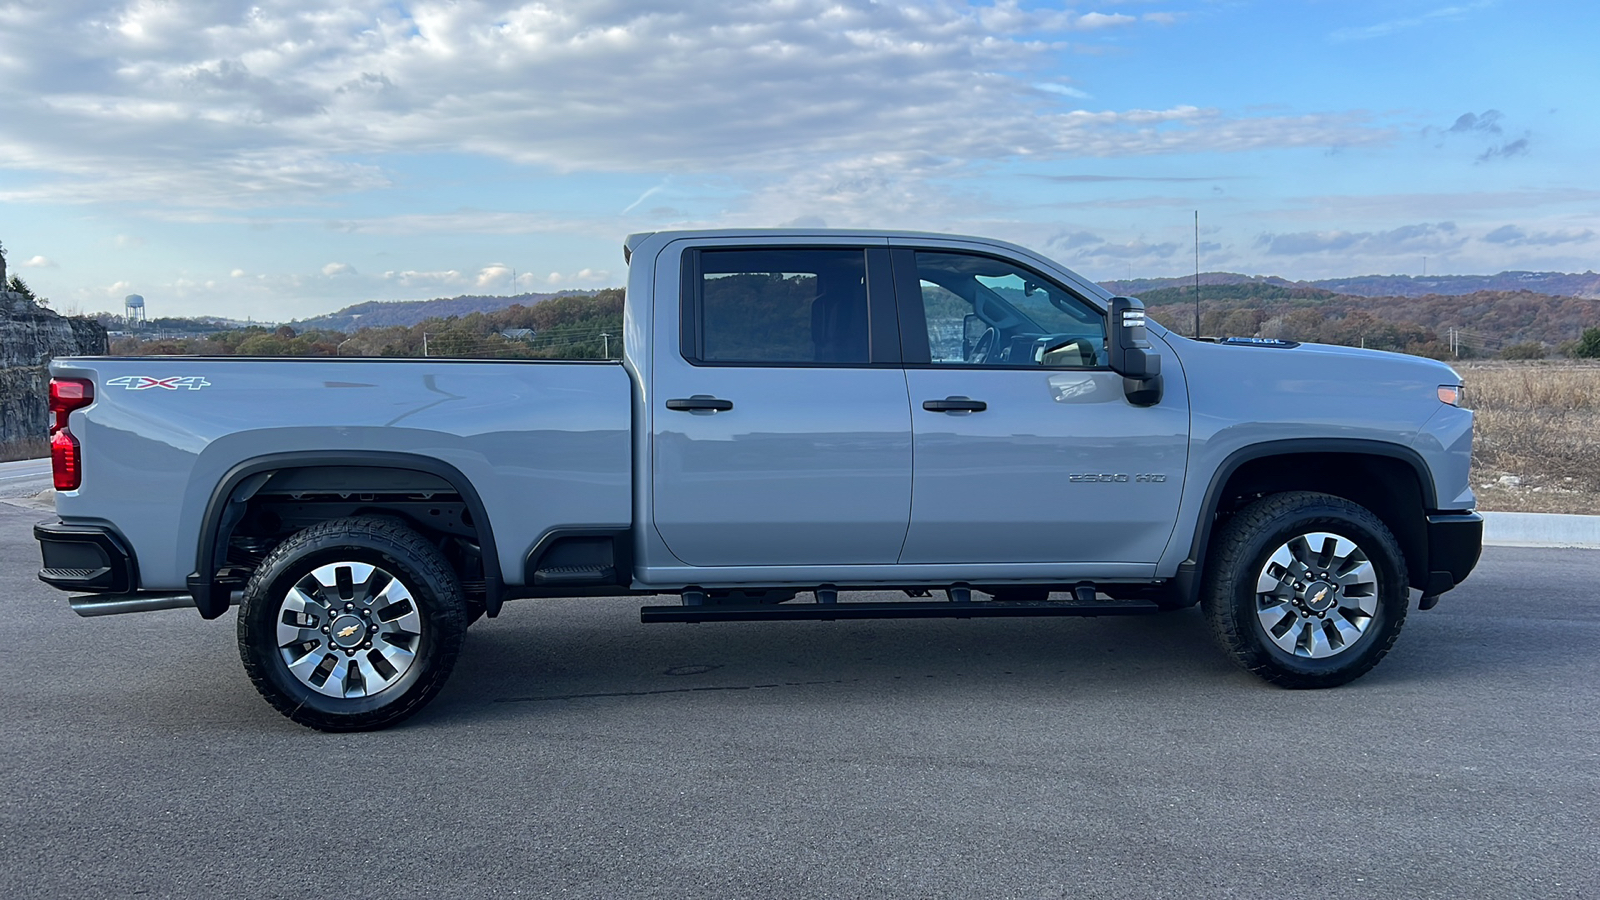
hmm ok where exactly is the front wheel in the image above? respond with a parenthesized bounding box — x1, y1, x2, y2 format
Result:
(237, 517, 468, 731)
(1202, 492, 1408, 688)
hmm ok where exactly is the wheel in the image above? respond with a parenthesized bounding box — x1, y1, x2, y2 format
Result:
(237, 517, 468, 731)
(1201, 492, 1408, 688)
(967, 327, 996, 363)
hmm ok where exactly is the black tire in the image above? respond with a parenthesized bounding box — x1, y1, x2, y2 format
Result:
(237, 517, 468, 731)
(1201, 491, 1408, 688)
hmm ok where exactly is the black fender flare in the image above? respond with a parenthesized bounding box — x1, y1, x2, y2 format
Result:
(187, 451, 503, 619)
(1173, 438, 1438, 605)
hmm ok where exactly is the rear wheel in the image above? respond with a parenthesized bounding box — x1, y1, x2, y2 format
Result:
(1202, 492, 1408, 688)
(237, 517, 468, 731)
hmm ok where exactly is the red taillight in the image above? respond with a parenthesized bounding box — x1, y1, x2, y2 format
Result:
(48, 378, 93, 491)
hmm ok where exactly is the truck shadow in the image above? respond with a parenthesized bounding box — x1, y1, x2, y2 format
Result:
(426, 597, 1241, 727)
(420, 572, 1585, 729)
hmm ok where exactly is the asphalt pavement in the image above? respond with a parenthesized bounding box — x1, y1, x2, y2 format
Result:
(1, 500, 1596, 899)
(0, 458, 50, 500)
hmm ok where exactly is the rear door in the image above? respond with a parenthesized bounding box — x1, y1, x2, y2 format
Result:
(893, 246, 1189, 565)
(650, 243, 913, 567)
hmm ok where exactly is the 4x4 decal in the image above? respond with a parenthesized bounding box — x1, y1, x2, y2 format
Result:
(105, 375, 212, 391)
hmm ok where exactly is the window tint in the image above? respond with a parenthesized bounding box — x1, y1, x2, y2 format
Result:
(697, 249, 869, 364)
(913, 251, 1106, 368)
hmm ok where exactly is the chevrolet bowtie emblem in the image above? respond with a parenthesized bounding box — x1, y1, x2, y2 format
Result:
(337, 624, 361, 639)
(1312, 587, 1329, 605)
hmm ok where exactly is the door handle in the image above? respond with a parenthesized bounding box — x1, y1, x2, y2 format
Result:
(922, 397, 987, 413)
(666, 395, 734, 412)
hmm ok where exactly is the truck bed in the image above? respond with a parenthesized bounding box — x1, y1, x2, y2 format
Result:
(49, 357, 634, 591)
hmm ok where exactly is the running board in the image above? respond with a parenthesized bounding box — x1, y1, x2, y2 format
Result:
(70, 592, 197, 617)
(641, 599, 1160, 623)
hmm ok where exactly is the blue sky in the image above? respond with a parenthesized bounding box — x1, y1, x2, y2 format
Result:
(1, 0, 1595, 321)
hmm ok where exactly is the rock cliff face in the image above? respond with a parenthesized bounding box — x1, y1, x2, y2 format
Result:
(1, 292, 108, 455)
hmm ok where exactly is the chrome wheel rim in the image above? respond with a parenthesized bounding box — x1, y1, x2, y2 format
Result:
(1254, 532, 1379, 659)
(275, 561, 424, 698)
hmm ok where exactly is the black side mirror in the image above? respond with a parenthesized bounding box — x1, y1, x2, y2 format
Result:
(1107, 296, 1163, 406)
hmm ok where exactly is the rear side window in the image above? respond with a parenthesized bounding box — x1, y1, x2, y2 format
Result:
(690, 249, 870, 365)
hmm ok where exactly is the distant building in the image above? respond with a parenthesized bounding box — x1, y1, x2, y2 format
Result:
(500, 328, 536, 342)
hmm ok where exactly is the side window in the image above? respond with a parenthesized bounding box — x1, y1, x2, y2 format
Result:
(913, 251, 1106, 368)
(693, 248, 870, 365)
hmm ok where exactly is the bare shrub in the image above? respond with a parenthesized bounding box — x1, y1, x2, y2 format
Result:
(1460, 361, 1600, 513)
(0, 437, 48, 463)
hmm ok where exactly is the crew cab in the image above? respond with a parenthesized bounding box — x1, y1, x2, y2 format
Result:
(36, 229, 1483, 730)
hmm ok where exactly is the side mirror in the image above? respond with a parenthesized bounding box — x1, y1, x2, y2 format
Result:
(1107, 296, 1163, 406)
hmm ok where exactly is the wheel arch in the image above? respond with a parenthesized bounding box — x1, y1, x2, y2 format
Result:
(189, 451, 503, 620)
(1187, 440, 1436, 597)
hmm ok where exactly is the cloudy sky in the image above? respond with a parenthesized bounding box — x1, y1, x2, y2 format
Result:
(1, 0, 1594, 321)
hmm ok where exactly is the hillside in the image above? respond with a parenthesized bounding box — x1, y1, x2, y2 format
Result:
(1138, 285, 1600, 357)
(1313, 271, 1600, 299)
(109, 289, 625, 361)
(291, 290, 600, 331)
(1102, 270, 1600, 301)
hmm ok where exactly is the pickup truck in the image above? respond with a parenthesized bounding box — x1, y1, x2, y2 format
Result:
(36, 229, 1483, 731)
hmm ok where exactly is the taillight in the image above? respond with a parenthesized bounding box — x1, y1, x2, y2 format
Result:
(49, 378, 93, 491)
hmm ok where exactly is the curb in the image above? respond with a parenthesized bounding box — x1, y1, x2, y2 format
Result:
(1481, 511, 1600, 550)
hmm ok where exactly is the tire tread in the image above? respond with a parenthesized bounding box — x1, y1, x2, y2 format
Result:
(237, 516, 467, 731)
(1201, 491, 1407, 689)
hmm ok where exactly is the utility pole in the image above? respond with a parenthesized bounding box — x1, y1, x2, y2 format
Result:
(1193, 210, 1201, 337)
(423, 332, 429, 357)
(600, 332, 611, 358)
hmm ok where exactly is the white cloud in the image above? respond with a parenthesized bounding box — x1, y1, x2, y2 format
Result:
(0, 1, 1397, 211)
(1483, 225, 1595, 247)
(230, 268, 246, 277)
(545, 267, 611, 285)
(321, 262, 355, 276)
(22, 255, 58, 268)
(1256, 222, 1466, 257)
(383, 268, 465, 287)
(474, 264, 511, 288)
(1035, 83, 1091, 99)
(114, 234, 145, 248)
(1331, 1, 1495, 42)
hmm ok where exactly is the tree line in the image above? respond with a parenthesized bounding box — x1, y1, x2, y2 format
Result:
(109, 289, 624, 360)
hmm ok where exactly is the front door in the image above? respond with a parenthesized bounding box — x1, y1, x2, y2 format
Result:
(892, 247, 1189, 566)
(651, 245, 913, 568)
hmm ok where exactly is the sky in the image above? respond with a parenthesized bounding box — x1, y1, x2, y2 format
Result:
(0, 0, 1596, 322)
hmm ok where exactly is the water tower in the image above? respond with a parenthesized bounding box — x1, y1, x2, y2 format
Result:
(124, 294, 146, 329)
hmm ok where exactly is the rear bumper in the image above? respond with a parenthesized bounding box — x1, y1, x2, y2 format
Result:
(35, 521, 137, 594)
(1421, 511, 1484, 601)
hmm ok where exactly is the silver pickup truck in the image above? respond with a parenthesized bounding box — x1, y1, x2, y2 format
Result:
(36, 229, 1482, 730)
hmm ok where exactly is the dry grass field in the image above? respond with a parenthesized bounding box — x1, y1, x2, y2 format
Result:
(1459, 360, 1600, 514)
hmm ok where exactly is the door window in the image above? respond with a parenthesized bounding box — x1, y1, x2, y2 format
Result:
(690, 249, 870, 365)
(912, 251, 1106, 368)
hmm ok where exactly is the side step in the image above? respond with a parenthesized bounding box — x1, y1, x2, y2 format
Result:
(69, 592, 197, 618)
(641, 598, 1160, 624)
(532, 565, 615, 586)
